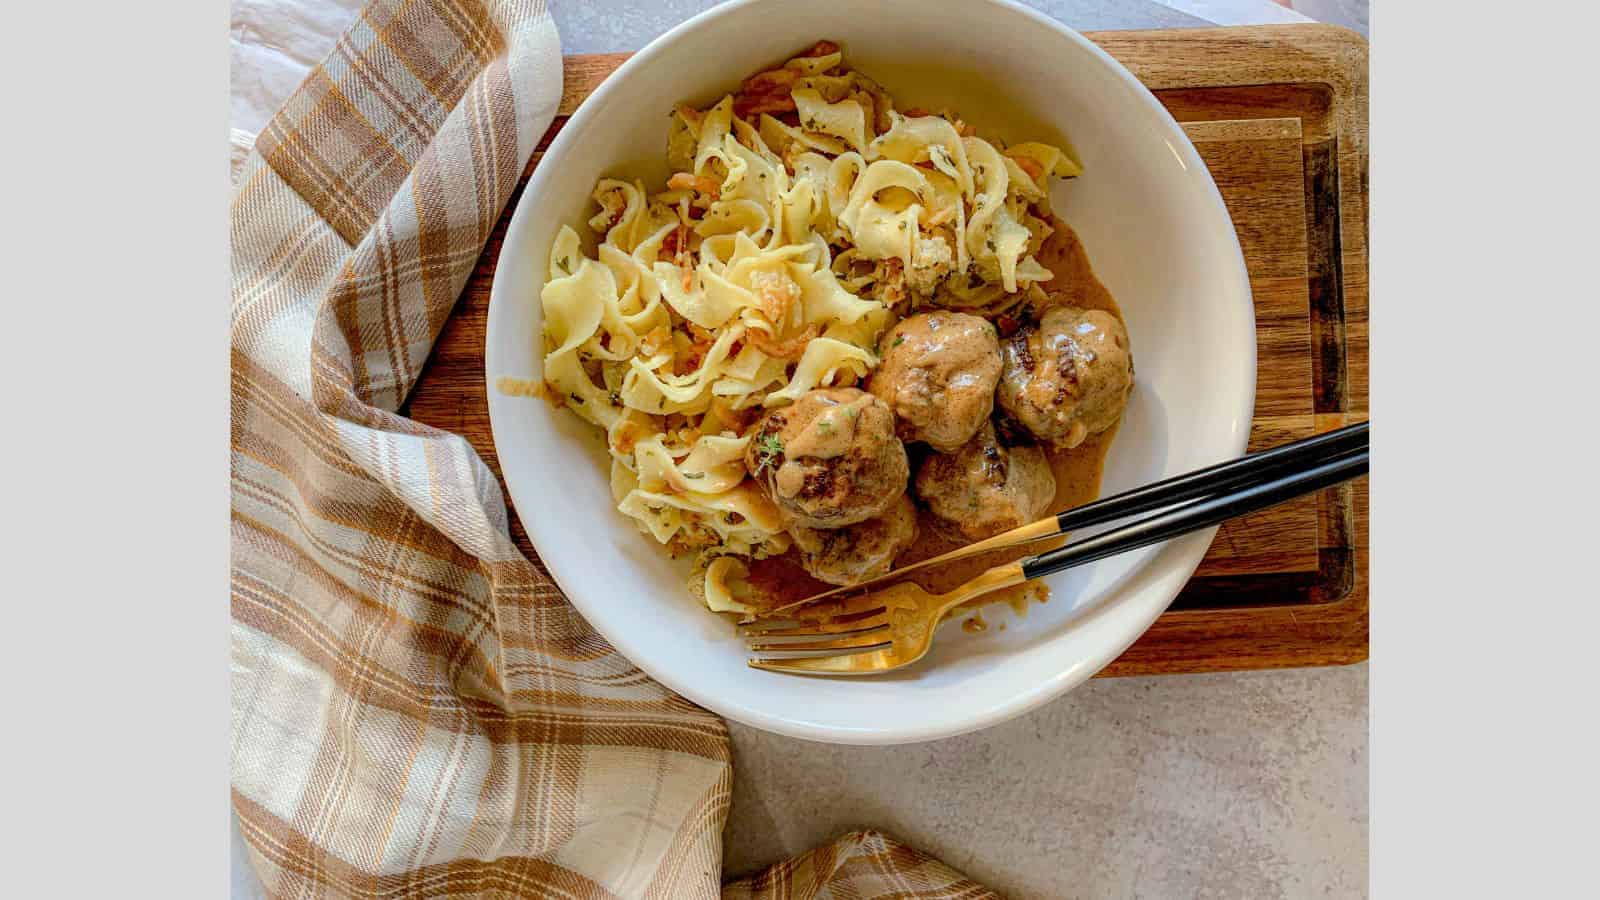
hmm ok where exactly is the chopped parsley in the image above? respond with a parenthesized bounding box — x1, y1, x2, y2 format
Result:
(682, 471, 705, 480)
(892, 334, 906, 348)
(753, 433, 785, 474)
(816, 419, 834, 434)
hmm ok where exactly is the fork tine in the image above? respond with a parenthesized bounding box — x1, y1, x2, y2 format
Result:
(745, 638, 892, 659)
(747, 646, 898, 674)
(745, 626, 891, 653)
(738, 613, 889, 639)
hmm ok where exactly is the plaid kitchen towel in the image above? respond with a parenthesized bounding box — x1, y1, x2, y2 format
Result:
(228, 0, 992, 896)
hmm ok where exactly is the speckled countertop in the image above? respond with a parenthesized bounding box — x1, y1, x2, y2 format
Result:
(230, 2, 1367, 896)
(547, 0, 1205, 54)
(725, 665, 1367, 897)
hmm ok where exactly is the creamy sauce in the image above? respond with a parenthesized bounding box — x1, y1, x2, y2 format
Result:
(743, 551, 828, 612)
(784, 393, 870, 459)
(743, 217, 1126, 617)
(896, 430, 1112, 593)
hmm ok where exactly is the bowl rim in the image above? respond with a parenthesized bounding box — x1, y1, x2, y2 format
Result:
(486, 0, 1256, 744)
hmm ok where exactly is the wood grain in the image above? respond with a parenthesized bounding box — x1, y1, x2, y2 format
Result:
(1183, 116, 1316, 577)
(404, 24, 1370, 677)
(1107, 24, 1369, 673)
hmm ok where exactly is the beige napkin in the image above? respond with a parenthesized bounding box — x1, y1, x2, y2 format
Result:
(228, 0, 991, 895)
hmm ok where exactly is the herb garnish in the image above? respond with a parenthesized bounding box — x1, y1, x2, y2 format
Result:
(892, 334, 906, 348)
(753, 433, 785, 474)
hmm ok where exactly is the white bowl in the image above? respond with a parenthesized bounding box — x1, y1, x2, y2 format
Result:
(486, 0, 1254, 745)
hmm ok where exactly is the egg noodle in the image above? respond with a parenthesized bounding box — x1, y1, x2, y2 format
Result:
(538, 41, 1081, 614)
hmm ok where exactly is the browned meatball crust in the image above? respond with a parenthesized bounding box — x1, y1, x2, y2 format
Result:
(867, 310, 1003, 453)
(745, 388, 910, 529)
(914, 420, 1056, 542)
(789, 493, 918, 586)
(996, 306, 1133, 449)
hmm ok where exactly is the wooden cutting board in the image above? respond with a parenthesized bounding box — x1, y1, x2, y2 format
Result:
(405, 24, 1370, 677)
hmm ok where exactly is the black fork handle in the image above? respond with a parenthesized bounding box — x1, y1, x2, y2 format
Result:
(1054, 421, 1369, 535)
(1022, 449, 1369, 581)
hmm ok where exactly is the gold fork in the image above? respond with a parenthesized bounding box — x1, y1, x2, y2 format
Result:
(743, 434, 1369, 676)
(743, 561, 1029, 675)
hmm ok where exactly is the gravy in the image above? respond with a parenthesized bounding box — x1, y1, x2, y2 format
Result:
(743, 216, 1125, 617)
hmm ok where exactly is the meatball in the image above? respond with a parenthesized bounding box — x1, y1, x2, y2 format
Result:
(996, 306, 1133, 449)
(789, 494, 918, 586)
(745, 387, 909, 529)
(867, 310, 1002, 452)
(914, 420, 1056, 542)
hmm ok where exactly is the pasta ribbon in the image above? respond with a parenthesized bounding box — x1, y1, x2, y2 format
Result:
(532, 41, 1085, 610)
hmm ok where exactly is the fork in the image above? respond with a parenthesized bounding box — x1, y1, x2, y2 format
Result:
(743, 431, 1369, 676)
(756, 421, 1371, 618)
